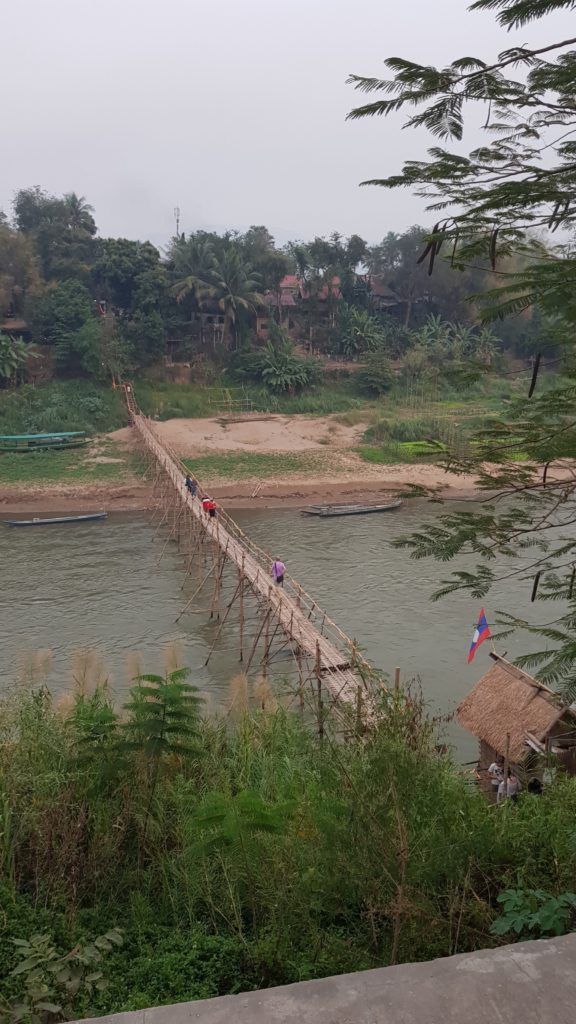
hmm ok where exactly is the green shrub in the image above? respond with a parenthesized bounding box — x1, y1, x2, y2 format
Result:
(491, 889, 576, 939)
(358, 439, 445, 464)
(354, 353, 394, 396)
(228, 335, 321, 394)
(0, 381, 126, 435)
(91, 928, 254, 1012)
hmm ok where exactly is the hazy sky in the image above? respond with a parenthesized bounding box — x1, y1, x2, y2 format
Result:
(2, 0, 572, 247)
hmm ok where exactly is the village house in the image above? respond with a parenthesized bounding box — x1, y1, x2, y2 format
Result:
(256, 275, 300, 340)
(363, 275, 402, 317)
(457, 652, 576, 797)
(189, 306, 227, 348)
(256, 274, 342, 342)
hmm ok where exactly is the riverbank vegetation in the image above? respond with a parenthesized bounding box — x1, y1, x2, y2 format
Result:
(0, 381, 125, 436)
(1, 673, 576, 1021)
(0, 182, 547, 407)
(0, 369, 548, 490)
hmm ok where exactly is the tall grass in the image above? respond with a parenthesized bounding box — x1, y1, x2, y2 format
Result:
(0, 381, 126, 435)
(1, 674, 576, 1017)
(135, 380, 368, 419)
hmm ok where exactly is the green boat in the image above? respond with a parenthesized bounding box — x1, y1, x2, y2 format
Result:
(0, 431, 89, 453)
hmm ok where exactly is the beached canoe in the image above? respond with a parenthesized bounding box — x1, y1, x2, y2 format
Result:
(0, 431, 89, 452)
(300, 499, 403, 517)
(2, 513, 108, 527)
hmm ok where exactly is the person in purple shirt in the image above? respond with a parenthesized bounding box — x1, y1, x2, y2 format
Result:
(272, 559, 286, 586)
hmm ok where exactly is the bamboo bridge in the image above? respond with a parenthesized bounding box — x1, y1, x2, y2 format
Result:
(124, 384, 373, 725)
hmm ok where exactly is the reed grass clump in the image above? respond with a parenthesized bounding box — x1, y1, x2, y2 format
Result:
(1, 670, 576, 1019)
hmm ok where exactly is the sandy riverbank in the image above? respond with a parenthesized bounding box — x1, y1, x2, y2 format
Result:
(0, 415, 483, 514)
(0, 475, 481, 515)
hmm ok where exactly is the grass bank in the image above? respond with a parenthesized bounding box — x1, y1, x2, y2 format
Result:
(182, 451, 334, 482)
(0, 440, 136, 487)
(1, 674, 576, 1020)
(135, 378, 369, 419)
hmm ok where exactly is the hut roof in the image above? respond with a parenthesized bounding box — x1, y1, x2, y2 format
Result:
(368, 276, 400, 301)
(279, 275, 299, 289)
(457, 655, 574, 762)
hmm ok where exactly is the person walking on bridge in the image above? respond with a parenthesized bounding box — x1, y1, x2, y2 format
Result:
(203, 496, 217, 518)
(272, 558, 286, 586)
(185, 474, 198, 497)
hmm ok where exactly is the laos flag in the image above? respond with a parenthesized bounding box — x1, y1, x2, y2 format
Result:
(467, 608, 491, 664)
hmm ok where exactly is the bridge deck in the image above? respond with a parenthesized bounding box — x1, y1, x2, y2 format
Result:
(131, 411, 366, 704)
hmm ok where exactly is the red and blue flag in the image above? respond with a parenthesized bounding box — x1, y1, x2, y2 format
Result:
(467, 608, 491, 664)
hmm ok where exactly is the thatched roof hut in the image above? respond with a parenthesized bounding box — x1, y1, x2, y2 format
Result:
(457, 654, 574, 763)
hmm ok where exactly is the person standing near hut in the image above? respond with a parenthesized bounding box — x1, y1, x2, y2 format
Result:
(497, 768, 521, 804)
(488, 755, 505, 795)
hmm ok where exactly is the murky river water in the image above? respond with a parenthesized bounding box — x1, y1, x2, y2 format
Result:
(0, 502, 557, 759)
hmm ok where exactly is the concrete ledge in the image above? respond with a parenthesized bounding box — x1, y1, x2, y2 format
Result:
(75, 935, 576, 1024)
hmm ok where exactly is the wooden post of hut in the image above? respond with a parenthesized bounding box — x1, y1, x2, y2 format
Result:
(502, 732, 510, 803)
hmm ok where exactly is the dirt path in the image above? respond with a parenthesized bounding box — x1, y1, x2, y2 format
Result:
(149, 413, 366, 453)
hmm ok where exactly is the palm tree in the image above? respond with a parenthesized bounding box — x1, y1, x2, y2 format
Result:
(171, 235, 216, 306)
(206, 249, 264, 349)
(64, 193, 96, 234)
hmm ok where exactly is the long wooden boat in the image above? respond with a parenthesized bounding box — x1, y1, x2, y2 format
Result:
(301, 499, 403, 517)
(0, 431, 89, 453)
(2, 513, 108, 527)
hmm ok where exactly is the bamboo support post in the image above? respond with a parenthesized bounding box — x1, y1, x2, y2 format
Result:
(262, 592, 271, 677)
(239, 557, 245, 662)
(356, 685, 363, 735)
(244, 610, 272, 675)
(176, 564, 217, 622)
(315, 640, 324, 740)
(204, 580, 241, 666)
(156, 505, 186, 565)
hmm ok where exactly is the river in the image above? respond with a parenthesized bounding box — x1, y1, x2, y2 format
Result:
(0, 502, 554, 760)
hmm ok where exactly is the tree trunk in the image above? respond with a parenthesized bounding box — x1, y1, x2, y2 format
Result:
(222, 310, 234, 350)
